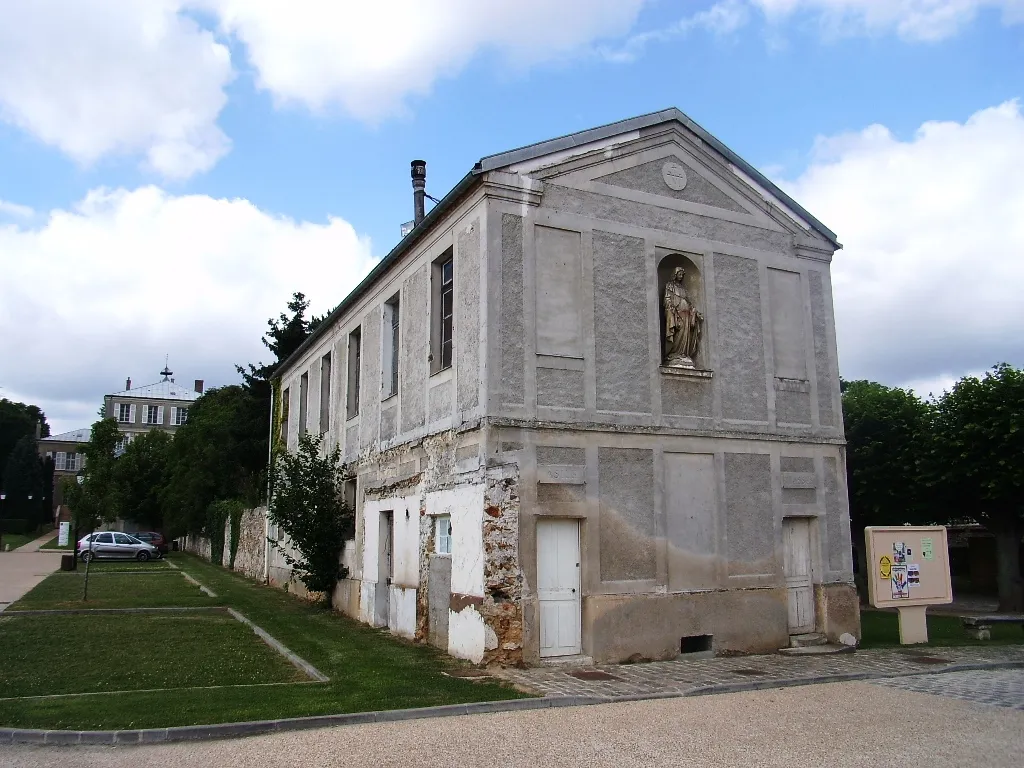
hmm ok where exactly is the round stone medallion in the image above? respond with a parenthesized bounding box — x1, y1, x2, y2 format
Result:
(661, 161, 688, 191)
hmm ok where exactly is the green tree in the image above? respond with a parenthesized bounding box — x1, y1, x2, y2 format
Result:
(842, 380, 936, 595)
(113, 430, 171, 529)
(1, 434, 45, 523)
(0, 399, 49, 487)
(932, 364, 1024, 611)
(60, 418, 122, 557)
(161, 385, 267, 537)
(268, 434, 353, 607)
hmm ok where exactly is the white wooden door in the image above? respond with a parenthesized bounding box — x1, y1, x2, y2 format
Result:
(537, 519, 582, 657)
(783, 517, 815, 633)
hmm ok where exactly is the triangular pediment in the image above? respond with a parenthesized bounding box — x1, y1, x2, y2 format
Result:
(594, 157, 749, 214)
(478, 110, 839, 250)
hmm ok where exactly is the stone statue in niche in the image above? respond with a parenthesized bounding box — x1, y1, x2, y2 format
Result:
(663, 267, 703, 369)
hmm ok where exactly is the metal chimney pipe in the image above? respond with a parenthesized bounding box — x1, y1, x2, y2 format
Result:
(411, 160, 426, 226)
(126, 377, 131, 390)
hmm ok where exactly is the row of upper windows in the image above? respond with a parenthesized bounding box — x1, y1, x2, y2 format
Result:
(280, 250, 454, 444)
(113, 403, 188, 426)
(45, 451, 83, 472)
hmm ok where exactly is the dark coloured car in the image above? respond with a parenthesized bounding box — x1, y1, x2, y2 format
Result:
(132, 531, 169, 554)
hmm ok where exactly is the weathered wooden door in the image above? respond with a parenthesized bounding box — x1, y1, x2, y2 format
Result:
(375, 511, 393, 628)
(537, 519, 582, 657)
(783, 517, 815, 633)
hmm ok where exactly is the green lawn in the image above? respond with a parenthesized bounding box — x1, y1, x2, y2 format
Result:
(860, 609, 1024, 648)
(10, 570, 215, 610)
(1, 526, 52, 551)
(39, 535, 72, 550)
(0, 612, 303, 698)
(0, 552, 526, 730)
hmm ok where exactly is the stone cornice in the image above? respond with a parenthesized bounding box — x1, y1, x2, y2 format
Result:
(480, 171, 544, 207)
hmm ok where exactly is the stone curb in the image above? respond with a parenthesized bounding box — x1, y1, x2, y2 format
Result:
(0, 696, 607, 746)
(2, 660, 1021, 747)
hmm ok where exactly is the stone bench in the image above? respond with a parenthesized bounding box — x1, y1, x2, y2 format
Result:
(961, 615, 1024, 640)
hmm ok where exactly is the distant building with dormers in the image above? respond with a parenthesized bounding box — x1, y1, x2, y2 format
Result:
(103, 366, 204, 454)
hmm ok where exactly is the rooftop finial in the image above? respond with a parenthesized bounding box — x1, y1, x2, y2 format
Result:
(160, 355, 173, 382)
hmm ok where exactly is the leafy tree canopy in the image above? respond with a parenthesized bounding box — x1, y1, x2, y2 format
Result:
(1, 434, 45, 520)
(113, 429, 172, 529)
(842, 379, 936, 531)
(0, 398, 49, 489)
(161, 385, 267, 537)
(62, 418, 121, 532)
(931, 363, 1024, 610)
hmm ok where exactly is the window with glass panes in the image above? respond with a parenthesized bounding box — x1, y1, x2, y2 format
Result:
(435, 515, 452, 555)
(117, 403, 132, 422)
(173, 407, 188, 425)
(145, 405, 160, 424)
(439, 257, 453, 370)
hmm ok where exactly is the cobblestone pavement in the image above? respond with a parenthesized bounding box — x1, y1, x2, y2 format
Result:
(871, 668, 1024, 710)
(495, 646, 1024, 698)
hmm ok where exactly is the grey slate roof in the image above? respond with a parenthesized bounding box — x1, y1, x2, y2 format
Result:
(106, 381, 200, 402)
(277, 108, 838, 375)
(41, 428, 91, 443)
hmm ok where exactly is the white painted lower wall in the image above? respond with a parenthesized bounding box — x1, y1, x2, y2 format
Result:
(389, 586, 417, 638)
(426, 484, 486, 662)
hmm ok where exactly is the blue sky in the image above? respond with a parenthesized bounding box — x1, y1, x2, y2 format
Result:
(1, 1, 1023, 432)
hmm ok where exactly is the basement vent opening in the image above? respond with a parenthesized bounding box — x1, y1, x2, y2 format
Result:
(680, 635, 713, 654)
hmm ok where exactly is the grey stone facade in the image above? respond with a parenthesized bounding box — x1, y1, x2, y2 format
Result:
(274, 109, 857, 665)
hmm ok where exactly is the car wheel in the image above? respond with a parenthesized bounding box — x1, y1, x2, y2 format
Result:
(81, 551, 94, 563)
(137, 551, 150, 562)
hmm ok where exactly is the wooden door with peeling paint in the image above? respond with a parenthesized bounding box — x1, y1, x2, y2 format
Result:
(783, 517, 815, 634)
(537, 518, 582, 657)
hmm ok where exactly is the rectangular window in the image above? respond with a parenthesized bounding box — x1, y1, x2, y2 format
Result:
(347, 327, 361, 419)
(431, 250, 454, 374)
(382, 294, 400, 398)
(115, 435, 129, 456)
(55, 451, 66, 471)
(435, 515, 452, 555)
(173, 407, 188, 426)
(68, 453, 80, 471)
(319, 353, 332, 434)
(298, 372, 309, 438)
(117, 403, 133, 423)
(280, 388, 290, 444)
(145, 405, 160, 424)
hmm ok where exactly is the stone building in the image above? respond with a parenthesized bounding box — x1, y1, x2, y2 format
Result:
(39, 427, 90, 518)
(272, 108, 857, 666)
(103, 367, 203, 453)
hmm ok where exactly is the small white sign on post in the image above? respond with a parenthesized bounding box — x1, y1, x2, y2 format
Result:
(58, 521, 71, 547)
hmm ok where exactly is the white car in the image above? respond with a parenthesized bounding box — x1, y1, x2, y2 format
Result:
(77, 532, 161, 562)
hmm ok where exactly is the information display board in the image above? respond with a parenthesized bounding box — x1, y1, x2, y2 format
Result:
(58, 521, 71, 547)
(865, 526, 952, 644)
(865, 526, 952, 608)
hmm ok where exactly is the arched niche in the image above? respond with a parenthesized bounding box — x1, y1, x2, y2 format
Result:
(657, 252, 706, 370)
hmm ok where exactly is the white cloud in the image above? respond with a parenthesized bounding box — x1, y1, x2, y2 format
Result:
(781, 100, 1024, 390)
(750, 0, 1024, 40)
(0, 200, 33, 219)
(599, 0, 749, 63)
(192, 0, 646, 119)
(0, 187, 375, 433)
(0, 0, 233, 179)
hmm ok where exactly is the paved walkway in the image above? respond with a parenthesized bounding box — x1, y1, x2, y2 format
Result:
(0, 550, 60, 613)
(496, 645, 1024, 698)
(3, 680, 1021, 767)
(13, 530, 59, 553)
(872, 667, 1024, 709)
